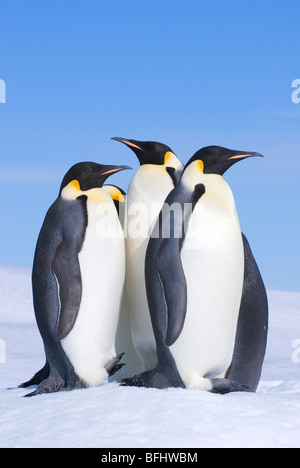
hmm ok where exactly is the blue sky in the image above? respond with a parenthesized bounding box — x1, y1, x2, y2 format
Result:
(0, 0, 299, 292)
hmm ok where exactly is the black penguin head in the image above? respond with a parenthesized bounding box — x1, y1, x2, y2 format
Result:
(111, 137, 176, 166)
(59, 162, 131, 193)
(185, 146, 263, 177)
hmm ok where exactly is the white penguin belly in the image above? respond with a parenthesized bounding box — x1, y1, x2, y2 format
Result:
(61, 198, 125, 387)
(124, 168, 175, 370)
(169, 193, 244, 390)
(125, 238, 157, 369)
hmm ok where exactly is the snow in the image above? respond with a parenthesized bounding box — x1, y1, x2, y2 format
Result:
(1, 265, 300, 448)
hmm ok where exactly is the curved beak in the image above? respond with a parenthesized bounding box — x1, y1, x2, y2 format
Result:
(101, 165, 132, 175)
(228, 151, 264, 160)
(98, 164, 132, 186)
(111, 137, 143, 152)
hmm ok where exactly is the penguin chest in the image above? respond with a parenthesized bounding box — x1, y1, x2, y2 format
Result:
(125, 169, 174, 366)
(61, 198, 125, 386)
(169, 193, 244, 388)
(125, 167, 175, 252)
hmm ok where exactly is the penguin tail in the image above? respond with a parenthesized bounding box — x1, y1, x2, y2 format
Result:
(210, 378, 250, 395)
(105, 353, 126, 377)
(121, 367, 185, 389)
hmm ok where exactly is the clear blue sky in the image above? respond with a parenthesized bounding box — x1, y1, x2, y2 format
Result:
(0, 0, 299, 292)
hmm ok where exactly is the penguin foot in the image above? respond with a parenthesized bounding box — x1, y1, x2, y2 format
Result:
(210, 378, 250, 395)
(121, 368, 184, 389)
(105, 353, 126, 377)
(19, 363, 50, 388)
(23, 375, 65, 397)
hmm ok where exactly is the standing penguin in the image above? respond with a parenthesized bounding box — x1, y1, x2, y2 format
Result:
(111, 138, 184, 374)
(122, 146, 268, 394)
(20, 162, 131, 396)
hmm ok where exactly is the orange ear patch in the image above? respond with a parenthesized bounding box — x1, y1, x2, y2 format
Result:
(197, 160, 204, 172)
(69, 179, 81, 191)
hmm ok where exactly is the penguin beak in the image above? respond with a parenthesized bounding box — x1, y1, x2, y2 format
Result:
(101, 165, 132, 176)
(220, 150, 263, 175)
(111, 137, 148, 166)
(228, 152, 263, 161)
(111, 137, 144, 152)
(97, 165, 132, 186)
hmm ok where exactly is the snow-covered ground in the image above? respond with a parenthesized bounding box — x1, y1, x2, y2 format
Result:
(1, 265, 300, 448)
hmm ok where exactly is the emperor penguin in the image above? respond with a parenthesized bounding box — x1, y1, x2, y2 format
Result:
(20, 162, 131, 396)
(111, 137, 184, 375)
(122, 146, 268, 394)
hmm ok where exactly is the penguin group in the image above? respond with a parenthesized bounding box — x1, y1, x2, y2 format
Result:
(20, 138, 268, 397)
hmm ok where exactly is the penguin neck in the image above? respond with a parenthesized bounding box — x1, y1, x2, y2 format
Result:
(128, 165, 176, 204)
(165, 153, 183, 173)
(182, 170, 239, 219)
(125, 165, 179, 251)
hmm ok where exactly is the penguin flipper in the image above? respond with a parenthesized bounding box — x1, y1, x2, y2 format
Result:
(52, 238, 83, 341)
(145, 183, 206, 351)
(157, 239, 187, 347)
(155, 183, 205, 347)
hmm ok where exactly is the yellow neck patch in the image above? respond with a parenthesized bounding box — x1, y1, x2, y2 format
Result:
(103, 185, 125, 203)
(164, 151, 174, 165)
(61, 179, 82, 200)
(197, 160, 204, 173)
(69, 179, 81, 191)
(62, 179, 124, 204)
